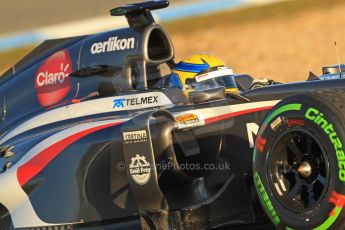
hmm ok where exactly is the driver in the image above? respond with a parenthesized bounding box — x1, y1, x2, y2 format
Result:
(169, 53, 238, 95)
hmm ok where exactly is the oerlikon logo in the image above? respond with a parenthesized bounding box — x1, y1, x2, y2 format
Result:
(34, 49, 72, 107)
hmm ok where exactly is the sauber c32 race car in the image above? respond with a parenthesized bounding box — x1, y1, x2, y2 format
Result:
(2, 1, 345, 229)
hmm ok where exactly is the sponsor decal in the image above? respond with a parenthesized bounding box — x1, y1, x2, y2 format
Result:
(253, 103, 301, 157)
(113, 98, 126, 108)
(313, 191, 345, 230)
(287, 119, 305, 128)
(112, 93, 166, 110)
(254, 172, 280, 226)
(176, 113, 199, 125)
(113, 96, 159, 108)
(91, 36, 135, 54)
(123, 130, 148, 144)
(305, 107, 345, 182)
(176, 113, 204, 129)
(129, 154, 151, 185)
(329, 191, 345, 216)
(255, 134, 267, 153)
(263, 103, 302, 126)
(195, 67, 234, 82)
(270, 116, 282, 130)
(34, 49, 72, 107)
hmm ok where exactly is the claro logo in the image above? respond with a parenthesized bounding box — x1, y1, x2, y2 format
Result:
(90, 37, 135, 54)
(34, 49, 72, 107)
(36, 63, 70, 87)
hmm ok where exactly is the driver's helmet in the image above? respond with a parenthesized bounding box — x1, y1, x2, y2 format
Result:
(170, 53, 238, 94)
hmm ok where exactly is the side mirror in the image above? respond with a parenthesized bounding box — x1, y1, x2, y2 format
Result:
(188, 87, 225, 104)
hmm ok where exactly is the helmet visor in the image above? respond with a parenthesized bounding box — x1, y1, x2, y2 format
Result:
(188, 75, 236, 91)
(187, 68, 237, 91)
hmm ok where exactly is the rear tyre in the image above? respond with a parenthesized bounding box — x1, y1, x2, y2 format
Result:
(253, 91, 345, 230)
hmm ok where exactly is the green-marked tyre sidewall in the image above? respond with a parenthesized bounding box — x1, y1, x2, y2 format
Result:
(253, 94, 345, 230)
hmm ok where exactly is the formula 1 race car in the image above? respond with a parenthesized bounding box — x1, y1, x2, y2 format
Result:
(2, 1, 345, 229)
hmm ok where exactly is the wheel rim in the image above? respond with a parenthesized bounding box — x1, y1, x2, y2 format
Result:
(268, 128, 330, 213)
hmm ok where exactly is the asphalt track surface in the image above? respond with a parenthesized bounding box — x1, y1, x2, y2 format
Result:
(226, 222, 275, 229)
(0, 0, 185, 33)
(207, 220, 276, 229)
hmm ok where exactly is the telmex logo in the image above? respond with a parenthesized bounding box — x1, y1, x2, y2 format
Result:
(113, 96, 159, 109)
(91, 37, 135, 54)
(34, 49, 72, 107)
